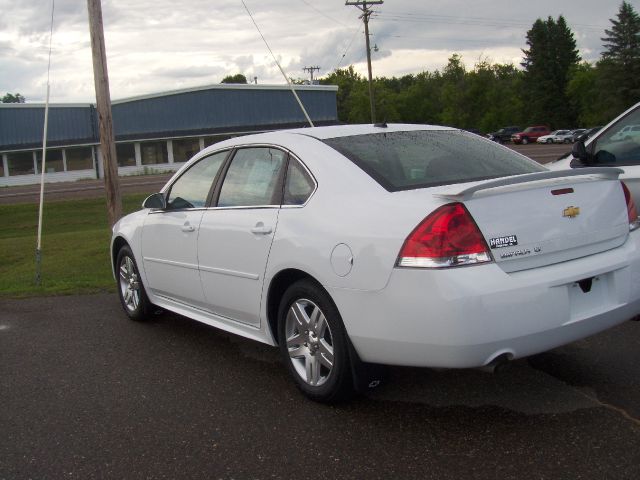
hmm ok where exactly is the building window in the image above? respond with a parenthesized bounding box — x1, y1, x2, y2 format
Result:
(116, 143, 136, 167)
(141, 141, 168, 165)
(172, 138, 201, 163)
(204, 135, 232, 148)
(36, 149, 64, 173)
(66, 147, 94, 171)
(7, 151, 35, 176)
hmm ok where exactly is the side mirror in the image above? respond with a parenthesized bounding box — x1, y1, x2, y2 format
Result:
(570, 140, 592, 167)
(142, 192, 166, 209)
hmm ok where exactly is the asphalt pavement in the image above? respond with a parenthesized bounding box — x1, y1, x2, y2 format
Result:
(1, 293, 639, 479)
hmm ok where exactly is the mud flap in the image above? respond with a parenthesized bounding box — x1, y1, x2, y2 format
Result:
(347, 338, 385, 394)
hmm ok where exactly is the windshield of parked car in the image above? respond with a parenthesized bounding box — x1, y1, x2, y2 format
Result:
(322, 130, 545, 192)
(590, 108, 640, 167)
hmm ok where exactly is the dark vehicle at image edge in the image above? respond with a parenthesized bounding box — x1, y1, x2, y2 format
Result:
(487, 126, 520, 143)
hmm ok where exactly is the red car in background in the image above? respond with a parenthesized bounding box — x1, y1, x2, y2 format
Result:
(511, 126, 551, 144)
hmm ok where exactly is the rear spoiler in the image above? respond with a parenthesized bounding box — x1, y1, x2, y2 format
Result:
(434, 167, 624, 201)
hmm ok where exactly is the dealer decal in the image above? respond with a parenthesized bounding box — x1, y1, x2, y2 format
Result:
(489, 235, 518, 249)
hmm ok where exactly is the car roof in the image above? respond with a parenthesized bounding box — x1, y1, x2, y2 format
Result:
(197, 123, 459, 159)
(281, 123, 454, 140)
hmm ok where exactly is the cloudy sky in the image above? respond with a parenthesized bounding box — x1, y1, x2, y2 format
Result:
(0, 0, 620, 103)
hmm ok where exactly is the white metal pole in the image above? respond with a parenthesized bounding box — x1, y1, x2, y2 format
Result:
(37, 84, 51, 254)
(35, 0, 55, 286)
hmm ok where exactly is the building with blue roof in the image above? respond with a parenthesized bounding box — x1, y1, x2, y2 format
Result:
(0, 83, 338, 186)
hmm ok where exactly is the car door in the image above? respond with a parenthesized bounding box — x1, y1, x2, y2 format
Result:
(197, 147, 287, 326)
(140, 151, 228, 308)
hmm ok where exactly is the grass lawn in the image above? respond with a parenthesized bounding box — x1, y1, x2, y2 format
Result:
(0, 194, 148, 297)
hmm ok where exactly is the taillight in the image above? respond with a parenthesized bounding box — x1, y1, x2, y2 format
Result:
(621, 181, 640, 231)
(397, 203, 492, 268)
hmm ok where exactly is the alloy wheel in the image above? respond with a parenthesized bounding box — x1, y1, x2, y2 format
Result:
(119, 255, 141, 312)
(285, 298, 334, 387)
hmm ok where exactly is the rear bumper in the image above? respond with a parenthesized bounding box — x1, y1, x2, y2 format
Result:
(329, 232, 640, 368)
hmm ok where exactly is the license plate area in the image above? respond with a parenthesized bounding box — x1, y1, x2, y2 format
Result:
(566, 272, 615, 323)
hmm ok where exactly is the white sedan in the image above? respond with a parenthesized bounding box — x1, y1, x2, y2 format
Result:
(111, 124, 640, 402)
(537, 130, 571, 144)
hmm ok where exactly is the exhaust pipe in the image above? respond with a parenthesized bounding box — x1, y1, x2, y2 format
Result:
(478, 353, 512, 374)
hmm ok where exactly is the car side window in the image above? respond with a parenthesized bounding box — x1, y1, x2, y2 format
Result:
(283, 158, 315, 206)
(166, 151, 227, 209)
(592, 107, 640, 166)
(217, 147, 286, 207)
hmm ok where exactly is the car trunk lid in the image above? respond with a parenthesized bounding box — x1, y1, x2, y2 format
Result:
(435, 169, 629, 273)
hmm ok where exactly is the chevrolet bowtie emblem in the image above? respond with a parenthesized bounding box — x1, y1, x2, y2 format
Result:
(563, 206, 580, 218)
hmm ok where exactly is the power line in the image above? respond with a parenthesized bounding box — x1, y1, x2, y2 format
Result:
(240, 0, 314, 127)
(298, 0, 351, 28)
(376, 11, 607, 31)
(330, 26, 362, 73)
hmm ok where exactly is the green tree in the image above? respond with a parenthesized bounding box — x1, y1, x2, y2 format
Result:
(221, 74, 248, 84)
(566, 63, 602, 126)
(439, 54, 469, 128)
(521, 16, 580, 127)
(1, 93, 25, 103)
(320, 66, 365, 122)
(600, 1, 640, 112)
(373, 77, 401, 122)
(395, 70, 443, 124)
(477, 63, 525, 132)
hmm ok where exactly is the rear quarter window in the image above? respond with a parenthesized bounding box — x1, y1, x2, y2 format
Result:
(322, 130, 545, 192)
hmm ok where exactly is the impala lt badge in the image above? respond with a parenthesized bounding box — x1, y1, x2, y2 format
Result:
(563, 206, 580, 218)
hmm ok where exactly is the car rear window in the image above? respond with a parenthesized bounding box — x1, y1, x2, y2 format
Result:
(322, 130, 545, 192)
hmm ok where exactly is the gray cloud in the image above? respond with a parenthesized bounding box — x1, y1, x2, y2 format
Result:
(0, 0, 620, 102)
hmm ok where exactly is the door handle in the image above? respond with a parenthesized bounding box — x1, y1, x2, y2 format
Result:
(181, 223, 196, 233)
(251, 223, 272, 235)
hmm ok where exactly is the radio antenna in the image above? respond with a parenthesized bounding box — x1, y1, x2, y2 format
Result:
(240, 0, 314, 127)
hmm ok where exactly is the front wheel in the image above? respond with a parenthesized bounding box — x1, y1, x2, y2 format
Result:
(521, 137, 529, 145)
(116, 245, 153, 321)
(546, 138, 553, 144)
(278, 280, 354, 403)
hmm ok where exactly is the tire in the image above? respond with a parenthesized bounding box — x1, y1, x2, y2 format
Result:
(564, 138, 571, 144)
(116, 245, 153, 321)
(546, 138, 553, 144)
(277, 279, 354, 403)
(521, 137, 529, 145)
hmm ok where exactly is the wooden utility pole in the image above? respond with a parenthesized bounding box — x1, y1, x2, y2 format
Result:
(87, 0, 121, 226)
(345, 1, 383, 124)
